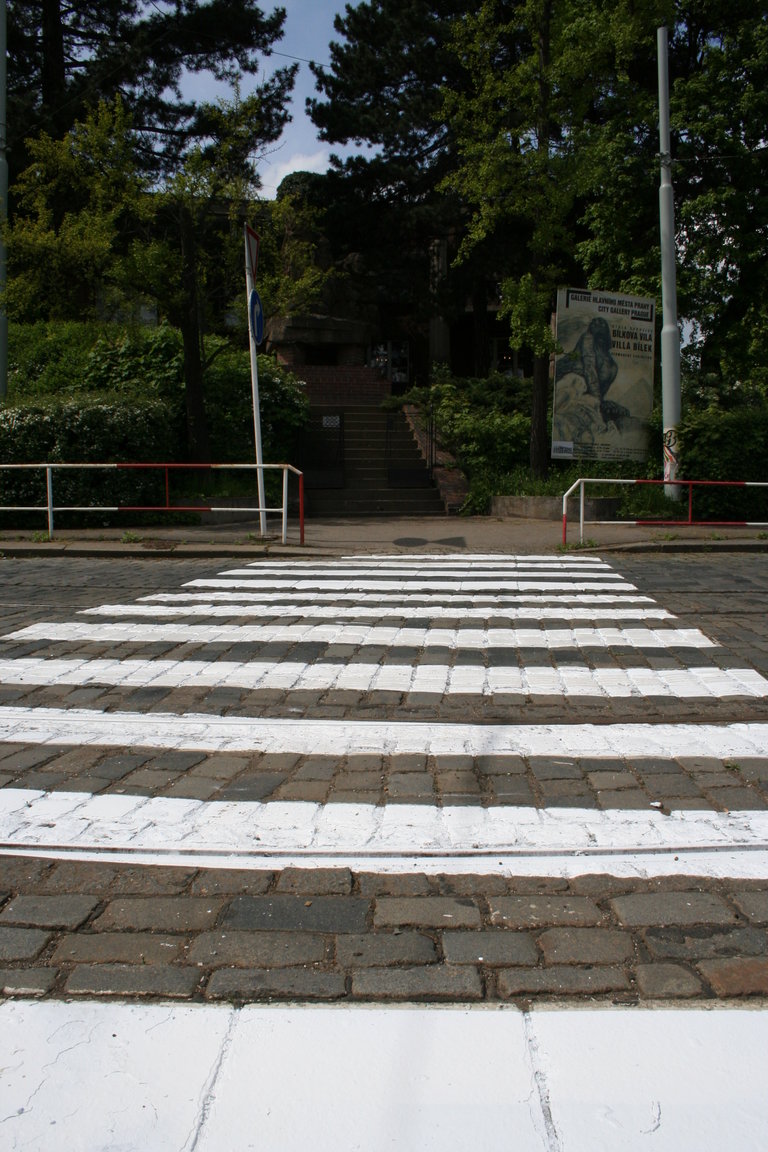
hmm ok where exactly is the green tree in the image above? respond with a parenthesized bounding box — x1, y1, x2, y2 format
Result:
(442, 0, 589, 475)
(6, 1, 293, 182)
(5, 88, 293, 460)
(308, 0, 507, 376)
(4, 98, 148, 321)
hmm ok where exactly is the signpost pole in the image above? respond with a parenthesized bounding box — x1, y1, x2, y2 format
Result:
(657, 26, 681, 499)
(244, 225, 267, 536)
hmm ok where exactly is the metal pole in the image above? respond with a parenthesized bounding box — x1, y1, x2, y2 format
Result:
(46, 467, 54, 539)
(281, 466, 288, 544)
(244, 227, 267, 536)
(657, 26, 681, 499)
(0, 0, 8, 401)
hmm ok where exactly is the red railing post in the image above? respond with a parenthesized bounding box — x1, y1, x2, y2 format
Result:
(688, 481, 693, 525)
(299, 473, 305, 545)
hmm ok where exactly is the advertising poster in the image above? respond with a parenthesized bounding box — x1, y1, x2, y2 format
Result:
(552, 287, 656, 462)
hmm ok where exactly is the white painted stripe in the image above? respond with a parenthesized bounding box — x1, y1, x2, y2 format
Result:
(217, 563, 617, 577)
(182, 578, 637, 593)
(1, 657, 764, 698)
(4, 1001, 768, 1152)
(4, 622, 715, 649)
(2, 788, 768, 878)
(142, 590, 661, 607)
(341, 552, 608, 560)
(0, 708, 763, 757)
(250, 554, 613, 566)
(80, 602, 673, 622)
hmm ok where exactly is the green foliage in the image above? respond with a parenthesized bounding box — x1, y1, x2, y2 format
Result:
(257, 191, 340, 318)
(7, 321, 186, 431)
(409, 367, 531, 512)
(4, 99, 149, 321)
(8, 321, 110, 399)
(203, 348, 310, 463)
(500, 274, 560, 358)
(677, 402, 768, 519)
(3, 321, 308, 497)
(81, 326, 184, 403)
(0, 396, 182, 526)
(6, 0, 294, 185)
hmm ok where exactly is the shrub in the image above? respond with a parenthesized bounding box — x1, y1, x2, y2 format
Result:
(203, 346, 309, 464)
(678, 404, 768, 519)
(0, 396, 182, 526)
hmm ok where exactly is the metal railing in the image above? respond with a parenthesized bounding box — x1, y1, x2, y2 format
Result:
(0, 462, 305, 544)
(562, 476, 768, 545)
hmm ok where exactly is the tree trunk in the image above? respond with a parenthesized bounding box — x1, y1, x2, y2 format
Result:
(179, 205, 210, 463)
(530, 353, 550, 479)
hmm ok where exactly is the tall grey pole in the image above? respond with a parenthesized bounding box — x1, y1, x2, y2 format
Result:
(0, 0, 8, 401)
(657, 26, 681, 498)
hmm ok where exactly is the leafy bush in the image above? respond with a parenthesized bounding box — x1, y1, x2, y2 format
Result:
(8, 321, 111, 399)
(678, 403, 768, 519)
(0, 396, 182, 525)
(1, 321, 309, 523)
(203, 345, 309, 464)
(81, 325, 185, 403)
(408, 367, 531, 512)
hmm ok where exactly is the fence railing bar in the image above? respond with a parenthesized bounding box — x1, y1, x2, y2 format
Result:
(0, 462, 304, 544)
(562, 477, 768, 545)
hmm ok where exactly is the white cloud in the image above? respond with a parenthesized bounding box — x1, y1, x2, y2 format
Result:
(258, 148, 334, 199)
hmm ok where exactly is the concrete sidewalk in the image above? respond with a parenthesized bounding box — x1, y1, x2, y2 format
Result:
(1, 512, 767, 558)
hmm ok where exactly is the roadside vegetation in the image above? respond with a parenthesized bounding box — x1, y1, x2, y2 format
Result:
(1, 2, 767, 526)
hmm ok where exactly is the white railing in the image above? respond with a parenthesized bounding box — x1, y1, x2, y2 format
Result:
(562, 477, 768, 545)
(0, 462, 305, 544)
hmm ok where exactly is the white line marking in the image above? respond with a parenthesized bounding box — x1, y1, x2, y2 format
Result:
(216, 559, 617, 573)
(2, 788, 768, 877)
(181, 578, 638, 593)
(3, 622, 716, 649)
(239, 555, 614, 567)
(341, 553, 609, 562)
(80, 602, 673, 622)
(1, 657, 764, 698)
(0, 708, 764, 757)
(141, 590, 662, 608)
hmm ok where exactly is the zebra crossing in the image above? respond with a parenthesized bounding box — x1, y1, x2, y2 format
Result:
(1, 553, 767, 879)
(3, 549, 768, 1150)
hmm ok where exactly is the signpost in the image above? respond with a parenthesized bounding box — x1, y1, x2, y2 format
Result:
(244, 224, 266, 536)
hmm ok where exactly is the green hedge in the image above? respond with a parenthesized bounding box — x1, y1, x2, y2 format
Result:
(678, 405, 768, 520)
(204, 347, 309, 464)
(0, 397, 183, 525)
(1, 322, 309, 524)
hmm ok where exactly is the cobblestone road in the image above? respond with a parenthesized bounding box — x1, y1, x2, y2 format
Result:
(1, 552, 767, 1005)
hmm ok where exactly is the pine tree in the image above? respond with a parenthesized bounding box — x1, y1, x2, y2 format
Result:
(6, 1, 294, 181)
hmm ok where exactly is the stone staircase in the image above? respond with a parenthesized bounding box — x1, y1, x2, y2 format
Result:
(300, 405, 446, 517)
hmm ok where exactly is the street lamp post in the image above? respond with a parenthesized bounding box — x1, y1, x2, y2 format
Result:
(657, 25, 681, 498)
(0, 0, 8, 401)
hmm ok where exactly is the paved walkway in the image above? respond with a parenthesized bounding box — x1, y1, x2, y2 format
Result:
(1, 511, 767, 557)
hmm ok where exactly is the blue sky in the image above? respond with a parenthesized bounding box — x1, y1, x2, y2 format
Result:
(256, 0, 362, 196)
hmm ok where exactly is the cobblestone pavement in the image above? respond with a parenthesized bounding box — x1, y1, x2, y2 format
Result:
(1, 552, 767, 1005)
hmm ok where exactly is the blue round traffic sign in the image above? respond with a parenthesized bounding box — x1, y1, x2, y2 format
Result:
(249, 289, 264, 345)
